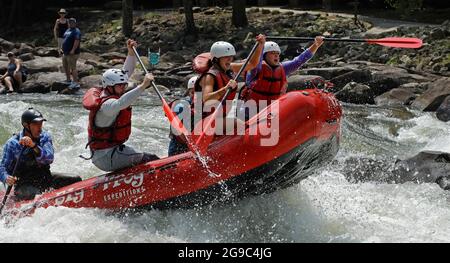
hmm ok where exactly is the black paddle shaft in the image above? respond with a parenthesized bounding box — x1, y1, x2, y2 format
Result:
(132, 46, 165, 101)
(0, 148, 25, 214)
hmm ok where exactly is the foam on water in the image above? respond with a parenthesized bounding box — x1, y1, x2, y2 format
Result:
(0, 95, 449, 242)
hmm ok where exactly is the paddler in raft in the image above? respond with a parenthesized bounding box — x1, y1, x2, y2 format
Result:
(82, 39, 160, 172)
(0, 108, 81, 201)
(242, 36, 324, 115)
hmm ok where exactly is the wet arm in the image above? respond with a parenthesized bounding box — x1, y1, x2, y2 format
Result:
(0, 143, 14, 183)
(100, 85, 146, 116)
(281, 49, 313, 76)
(35, 134, 54, 165)
(231, 42, 264, 73)
(122, 55, 137, 78)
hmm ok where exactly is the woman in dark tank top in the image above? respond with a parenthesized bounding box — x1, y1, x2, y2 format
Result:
(0, 52, 26, 92)
(54, 8, 68, 53)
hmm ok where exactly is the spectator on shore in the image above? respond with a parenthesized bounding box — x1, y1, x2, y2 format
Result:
(53, 8, 68, 55)
(62, 17, 81, 89)
(0, 52, 27, 93)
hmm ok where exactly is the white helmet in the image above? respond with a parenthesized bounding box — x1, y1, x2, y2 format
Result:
(263, 41, 281, 54)
(102, 69, 129, 88)
(210, 41, 236, 59)
(187, 75, 198, 90)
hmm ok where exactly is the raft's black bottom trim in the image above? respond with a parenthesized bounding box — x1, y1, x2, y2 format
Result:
(143, 134, 339, 210)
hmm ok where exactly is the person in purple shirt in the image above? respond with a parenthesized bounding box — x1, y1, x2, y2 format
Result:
(0, 108, 81, 200)
(244, 36, 324, 107)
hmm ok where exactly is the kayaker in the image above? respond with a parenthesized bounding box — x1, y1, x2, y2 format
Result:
(243, 36, 324, 109)
(168, 75, 197, 156)
(0, 108, 81, 200)
(195, 34, 266, 116)
(84, 39, 159, 172)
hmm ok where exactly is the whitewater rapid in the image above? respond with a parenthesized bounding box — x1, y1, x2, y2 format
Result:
(0, 93, 448, 242)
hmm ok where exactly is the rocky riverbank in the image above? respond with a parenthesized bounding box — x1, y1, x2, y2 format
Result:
(0, 7, 449, 120)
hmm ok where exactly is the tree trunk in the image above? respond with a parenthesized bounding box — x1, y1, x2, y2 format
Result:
(232, 0, 248, 27)
(122, 0, 133, 37)
(183, 0, 197, 34)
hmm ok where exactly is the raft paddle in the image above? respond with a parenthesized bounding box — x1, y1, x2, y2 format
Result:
(0, 148, 25, 214)
(195, 42, 260, 154)
(132, 46, 198, 155)
(266, 36, 423, 49)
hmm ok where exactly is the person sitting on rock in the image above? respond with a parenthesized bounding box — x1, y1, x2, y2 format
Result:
(0, 52, 27, 92)
(242, 36, 324, 110)
(0, 108, 82, 201)
(83, 39, 159, 172)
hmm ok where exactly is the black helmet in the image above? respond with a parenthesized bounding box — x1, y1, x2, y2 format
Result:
(21, 108, 46, 125)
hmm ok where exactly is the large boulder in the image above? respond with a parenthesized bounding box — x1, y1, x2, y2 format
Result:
(75, 61, 95, 78)
(18, 80, 51, 93)
(16, 43, 34, 55)
(329, 69, 372, 91)
(370, 66, 430, 90)
(300, 66, 358, 80)
(287, 75, 326, 91)
(334, 82, 375, 104)
(160, 51, 187, 64)
(18, 53, 35, 61)
(411, 77, 450, 111)
(99, 52, 126, 61)
(80, 75, 102, 89)
(23, 56, 62, 74)
(341, 151, 450, 190)
(0, 38, 15, 51)
(34, 72, 67, 88)
(34, 47, 60, 57)
(374, 88, 416, 107)
(436, 95, 450, 122)
(51, 81, 71, 92)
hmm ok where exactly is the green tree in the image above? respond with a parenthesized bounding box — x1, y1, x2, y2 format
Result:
(183, 0, 197, 34)
(232, 0, 248, 27)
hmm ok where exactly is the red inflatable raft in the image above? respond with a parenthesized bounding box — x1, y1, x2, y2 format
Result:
(2, 89, 342, 217)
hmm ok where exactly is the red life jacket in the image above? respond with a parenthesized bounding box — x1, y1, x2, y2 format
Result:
(83, 87, 132, 151)
(245, 61, 288, 104)
(194, 65, 236, 118)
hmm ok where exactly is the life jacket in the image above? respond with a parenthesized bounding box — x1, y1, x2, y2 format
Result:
(83, 87, 132, 151)
(244, 61, 288, 104)
(194, 65, 236, 118)
(12, 135, 52, 193)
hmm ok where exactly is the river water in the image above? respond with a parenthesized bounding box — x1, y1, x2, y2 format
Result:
(0, 92, 449, 242)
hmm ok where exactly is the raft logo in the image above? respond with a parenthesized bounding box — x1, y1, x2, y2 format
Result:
(102, 172, 144, 191)
(54, 188, 84, 206)
(170, 92, 280, 146)
(103, 186, 146, 202)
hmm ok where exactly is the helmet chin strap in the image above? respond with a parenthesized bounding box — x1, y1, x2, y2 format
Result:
(22, 124, 35, 139)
